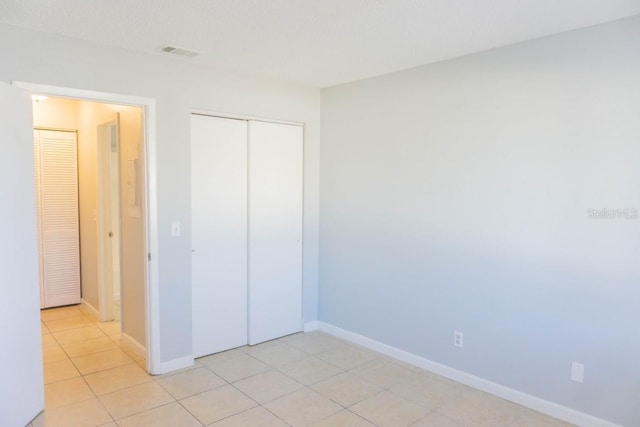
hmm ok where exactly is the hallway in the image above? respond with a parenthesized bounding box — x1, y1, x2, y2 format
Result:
(36, 305, 146, 426)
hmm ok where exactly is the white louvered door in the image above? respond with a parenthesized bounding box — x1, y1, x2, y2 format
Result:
(34, 129, 81, 308)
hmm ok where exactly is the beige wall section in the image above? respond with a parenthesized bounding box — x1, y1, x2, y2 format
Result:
(76, 101, 112, 310)
(117, 107, 145, 347)
(32, 97, 78, 130)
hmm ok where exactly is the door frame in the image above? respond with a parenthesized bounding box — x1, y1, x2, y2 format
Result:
(13, 81, 161, 375)
(97, 116, 121, 323)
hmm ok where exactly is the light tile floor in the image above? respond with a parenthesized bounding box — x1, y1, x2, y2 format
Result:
(31, 305, 574, 426)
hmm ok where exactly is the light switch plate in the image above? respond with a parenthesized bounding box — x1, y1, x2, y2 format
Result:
(171, 221, 181, 237)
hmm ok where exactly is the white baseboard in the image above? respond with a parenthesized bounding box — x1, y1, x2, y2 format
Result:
(304, 321, 319, 332)
(318, 322, 619, 427)
(121, 332, 146, 358)
(80, 299, 100, 321)
(158, 355, 195, 375)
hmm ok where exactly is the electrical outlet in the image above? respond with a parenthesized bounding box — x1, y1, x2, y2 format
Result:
(571, 362, 584, 383)
(454, 330, 463, 348)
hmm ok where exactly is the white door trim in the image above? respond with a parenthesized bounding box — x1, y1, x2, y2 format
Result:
(97, 116, 120, 323)
(12, 81, 161, 375)
(190, 110, 304, 127)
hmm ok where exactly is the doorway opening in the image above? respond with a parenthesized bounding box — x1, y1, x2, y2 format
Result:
(13, 81, 161, 374)
(35, 96, 148, 374)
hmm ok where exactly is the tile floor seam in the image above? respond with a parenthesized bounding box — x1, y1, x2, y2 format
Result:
(99, 384, 177, 421)
(94, 396, 116, 426)
(115, 400, 179, 424)
(315, 349, 382, 371)
(199, 403, 284, 427)
(384, 381, 455, 410)
(155, 368, 230, 400)
(256, 403, 295, 427)
(273, 357, 347, 386)
(69, 350, 136, 376)
(408, 406, 442, 425)
(302, 381, 348, 409)
(173, 398, 207, 426)
(262, 388, 345, 427)
(342, 407, 380, 426)
(227, 376, 294, 407)
(199, 354, 270, 384)
(343, 388, 384, 407)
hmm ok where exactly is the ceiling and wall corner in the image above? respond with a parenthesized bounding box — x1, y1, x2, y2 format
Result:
(0, 0, 639, 87)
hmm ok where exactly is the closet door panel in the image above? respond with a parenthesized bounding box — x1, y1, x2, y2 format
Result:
(248, 121, 303, 345)
(36, 130, 81, 308)
(191, 115, 248, 357)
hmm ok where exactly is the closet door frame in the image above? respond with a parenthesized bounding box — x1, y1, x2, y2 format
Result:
(190, 110, 303, 128)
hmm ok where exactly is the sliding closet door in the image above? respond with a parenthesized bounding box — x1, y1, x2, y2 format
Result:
(191, 115, 248, 357)
(34, 129, 81, 308)
(248, 121, 303, 345)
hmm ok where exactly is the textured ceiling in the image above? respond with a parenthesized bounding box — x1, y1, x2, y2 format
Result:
(1, 0, 640, 87)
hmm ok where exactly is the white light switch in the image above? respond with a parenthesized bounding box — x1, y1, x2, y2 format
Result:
(571, 362, 584, 383)
(171, 221, 181, 237)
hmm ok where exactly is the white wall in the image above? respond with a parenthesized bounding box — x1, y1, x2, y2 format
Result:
(0, 83, 43, 426)
(320, 15, 640, 426)
(0, 23, 321, 365)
